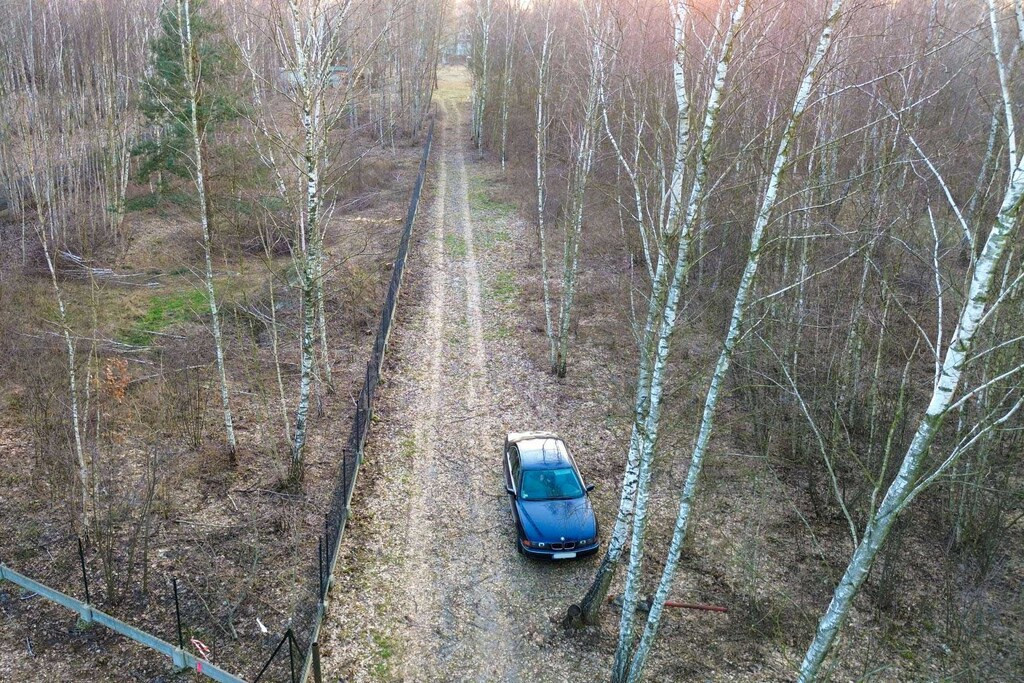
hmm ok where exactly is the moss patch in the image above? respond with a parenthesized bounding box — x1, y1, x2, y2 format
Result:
(370, 629, 397, 680)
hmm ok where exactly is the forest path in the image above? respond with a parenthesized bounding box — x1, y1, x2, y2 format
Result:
(391, 89, 523, 682)
(320, 67, 606, 682)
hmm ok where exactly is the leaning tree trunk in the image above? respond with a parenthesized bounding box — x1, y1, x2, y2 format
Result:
(611, 5, 753, 678)
(619, 2, 843, 679)
(798, 32, 1024, 683)
(567, 0, 697, 627)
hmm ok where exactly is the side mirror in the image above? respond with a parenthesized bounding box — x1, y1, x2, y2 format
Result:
(586, 484, 596, 493)
(506, 485, 516, 496)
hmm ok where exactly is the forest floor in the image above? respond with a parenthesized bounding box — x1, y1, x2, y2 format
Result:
(317, 68, 1024, 683)
(0, 97, 426, 679)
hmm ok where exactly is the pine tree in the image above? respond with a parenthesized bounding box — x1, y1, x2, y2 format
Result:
(135, 0, 240, 184)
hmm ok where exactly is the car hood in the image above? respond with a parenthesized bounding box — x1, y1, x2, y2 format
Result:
(516, 497, 596, 542)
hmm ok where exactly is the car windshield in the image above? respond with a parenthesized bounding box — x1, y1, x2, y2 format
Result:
(520, 467, 584, 500)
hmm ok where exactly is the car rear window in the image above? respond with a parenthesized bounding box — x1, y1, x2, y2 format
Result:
(520, 468, 584, 500)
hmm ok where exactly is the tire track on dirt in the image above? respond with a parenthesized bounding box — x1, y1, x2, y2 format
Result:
(449, 102, 519, 681)
(398, 94, 521, 682)
(399, 97, 451, 680)
(324, 70, 607, 682)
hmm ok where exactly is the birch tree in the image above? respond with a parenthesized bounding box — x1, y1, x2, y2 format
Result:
(797, 9, 1024, 679)
(498, 0, 522, 170)
(568, 0, 742, 630)
(534, 0, 557, 371)
(544, 0, 606, 378)
(472, 0, 493, 156)
(613, 2, 844, 680)
(137, 0, 242, 457)
(276, 0, 351, 488)
(180, 0, 237, 458)
(23, 120, 90, 533)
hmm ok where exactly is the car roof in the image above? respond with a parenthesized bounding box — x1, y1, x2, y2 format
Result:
(507, 430, 559, 444)
(515, 437, 573, 470)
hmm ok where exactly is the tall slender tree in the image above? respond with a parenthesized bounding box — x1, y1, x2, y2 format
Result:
(173, 0, 238, 457)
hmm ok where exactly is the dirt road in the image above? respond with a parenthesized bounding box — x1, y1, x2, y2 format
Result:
(320, 69, 610, 682)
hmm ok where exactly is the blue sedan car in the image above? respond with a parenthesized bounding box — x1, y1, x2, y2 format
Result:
(503, 432, 600, 559)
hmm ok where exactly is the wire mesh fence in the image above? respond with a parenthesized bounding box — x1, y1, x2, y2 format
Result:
(270, 115, 436, 681)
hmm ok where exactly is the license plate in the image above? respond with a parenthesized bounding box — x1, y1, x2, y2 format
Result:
(552, 552, 577, 560)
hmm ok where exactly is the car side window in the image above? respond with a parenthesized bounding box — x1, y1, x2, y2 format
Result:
(510, 446, 521, 489)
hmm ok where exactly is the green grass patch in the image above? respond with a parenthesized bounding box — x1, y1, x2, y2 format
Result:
(371, 629, 396, 680)
(478, 228, 510, 251)
(120, 288, 209, 346)
(399, 435, 416, 460)
(444, 233, 467, 259)
(468, 173, 516, 216)
(469, 187, 515, 216)
(489, 271, 519, 305)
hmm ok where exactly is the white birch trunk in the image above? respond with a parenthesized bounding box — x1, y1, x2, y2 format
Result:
(612, 3, 751, 677)
(285, 0, 327, 486)
(179, 0, 237, 457)
(989, 0, 1018, 171)
(40, 219, 89, 529)
(315, 245, 334, 392)
(535, 4, 557, 371)
(499, 0, 520, 170)
(798, 69, 1024, 683)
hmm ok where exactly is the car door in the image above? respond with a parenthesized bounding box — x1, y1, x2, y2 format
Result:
(506, 445, 521, 525)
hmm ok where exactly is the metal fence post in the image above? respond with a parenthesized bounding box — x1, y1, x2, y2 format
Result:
(287, 628, 296, 683)
(318, 538, 324, 601)
(77, 537, 90, 606)
(172, 578, 183, 651)
(311, 641, 323, 683)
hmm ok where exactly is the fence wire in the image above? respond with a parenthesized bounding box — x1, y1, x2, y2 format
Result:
(281, 116, 436, 682)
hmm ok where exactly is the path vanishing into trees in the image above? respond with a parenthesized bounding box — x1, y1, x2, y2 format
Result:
(321, 68, 609, 682)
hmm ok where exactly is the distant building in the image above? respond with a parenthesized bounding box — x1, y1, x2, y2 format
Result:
(442, 32, 471, 65)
